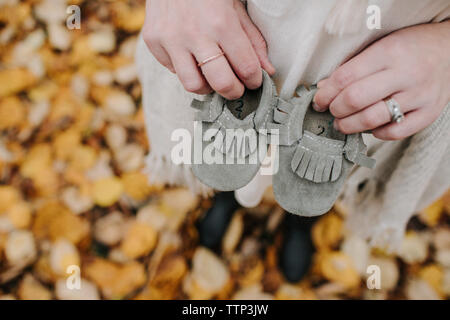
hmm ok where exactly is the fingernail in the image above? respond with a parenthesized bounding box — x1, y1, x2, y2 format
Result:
(265, 62, 276, 75)
(312, 102, 322, 112)
(317, 79, 327, 89)
(333, 120, 339, 131)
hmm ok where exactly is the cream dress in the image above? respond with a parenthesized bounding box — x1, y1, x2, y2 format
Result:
(136, 0, 450, 250)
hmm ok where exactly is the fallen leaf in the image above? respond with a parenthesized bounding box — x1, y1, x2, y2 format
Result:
(120, 221, 157, 259)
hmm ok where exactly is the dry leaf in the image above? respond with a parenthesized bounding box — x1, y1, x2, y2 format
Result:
(418, 264, 443, 296)
(399, 232, 429, 264)
(222, 211, 244, 255)
(6, 201, 32, 229)
(18, 274, 52, 300)
(0, 96, 26, 129)
(0, 68, 36, 98)
(92, 177, 123, 207)
(33, 201, 90, 245)
(275, 283, 316, 300)
(232, 284, 273, 300)
(405, 278, 441, 300)
(184, 248, 230, 299)
(312, 213, 343, 250)
(84, 259, 146, 299)
(49, 239, 80, 276)
(419, 199, 444, 227)
(366, 256, 399, 291)
(5, 230, 36, 266)
(120, 221, 157, 259)
(318, 251, 360, 289)
(94, 211, 126, 246)
(55, 279, 100, 300)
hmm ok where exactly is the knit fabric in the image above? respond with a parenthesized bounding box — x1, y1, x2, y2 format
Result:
(135, 0, 450, 250)
(342, 103, 450, 251)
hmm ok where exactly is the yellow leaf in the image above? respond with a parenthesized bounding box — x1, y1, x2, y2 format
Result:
(312, 213, 343, 250)
(49, 239, 80, 276)
(319, 251, 360, 288)
(7, 201, 32, 229)
(33, 201, 89, 245)
(92, 177, 123, 207)
(20, 143, 52, 179)
(120, 221, 157, 259)
(0, 68, 36, 98)
(69, 145, 97, 171)
(111, 3, 145, 33)
(48, 88, 79, 123)
(419, 199, 444, 227)
(419, 264, 443, 296)
(84, 259, 146, 299)
(53, 129, 81, 161)
(0, 186, 21, 212)
(28, 80, 59, 102)
(18, 274, 52, 300)
(33, 167, 59, 197)
(121, 171, 156, 201)
(0, 96, 26, 130)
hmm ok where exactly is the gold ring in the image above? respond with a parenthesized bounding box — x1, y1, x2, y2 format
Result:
(197, 52, 225, 67)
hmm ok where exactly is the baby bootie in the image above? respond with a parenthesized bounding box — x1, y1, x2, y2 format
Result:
(270, 85, 376, 216)
(190, 70, 277, 191)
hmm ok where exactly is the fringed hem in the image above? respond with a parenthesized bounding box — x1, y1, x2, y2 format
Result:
(143, 152, 213, 198)
(344, 103, 450, 252)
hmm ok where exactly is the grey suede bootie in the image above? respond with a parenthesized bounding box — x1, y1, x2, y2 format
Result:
(190, 70, 277, 191)
(270, 85, 376, 216)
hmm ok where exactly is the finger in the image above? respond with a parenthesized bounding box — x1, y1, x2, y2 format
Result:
(169, 49, 212, 95)
(314, 43, 389, 109)
(145, 40, 175, 73)
(235, 2, 275, 75)
(317, 79, 328, 89)
(334, 92, 418, 134)
(193, 44, 244, 100)
(219, 24, 263, 89)
(143, 1, 175, 73)
(329, 69, 404, 118)
(372, 108, 431, 141)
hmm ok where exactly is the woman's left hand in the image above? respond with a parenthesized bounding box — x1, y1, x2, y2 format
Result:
(314, 21, 450, 141)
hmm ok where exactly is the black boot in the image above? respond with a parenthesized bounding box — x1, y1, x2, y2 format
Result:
(197, 192, 239, 250)
(279, 213, 316, 283)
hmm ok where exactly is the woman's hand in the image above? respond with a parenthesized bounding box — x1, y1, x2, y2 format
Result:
(314, 21, 450, 140)
(143, 0, 275, 100)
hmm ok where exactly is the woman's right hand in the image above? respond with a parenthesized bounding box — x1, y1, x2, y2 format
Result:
(143, 0, 275, 100)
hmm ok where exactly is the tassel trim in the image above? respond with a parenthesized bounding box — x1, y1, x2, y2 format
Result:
(192, 98, 257, 159)
(206, 116, 257, 159)
(266, 85, 317, 146)
(291, 131, 345, 183)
